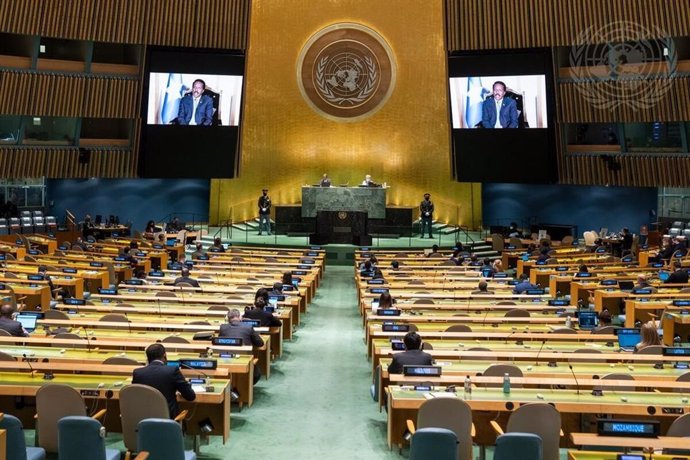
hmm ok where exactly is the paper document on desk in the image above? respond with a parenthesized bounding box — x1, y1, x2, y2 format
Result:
(192, 385, 207, 393)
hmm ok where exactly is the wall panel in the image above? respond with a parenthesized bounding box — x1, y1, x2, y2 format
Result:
(0, 147, 135, 178)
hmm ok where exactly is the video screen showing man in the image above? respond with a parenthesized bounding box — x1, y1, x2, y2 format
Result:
(481, 81, 518, 129)
(448, 75, 548, 129)
(175, 79, 214, 126)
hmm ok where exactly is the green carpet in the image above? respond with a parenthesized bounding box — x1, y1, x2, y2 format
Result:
(199, 265, 400, 459)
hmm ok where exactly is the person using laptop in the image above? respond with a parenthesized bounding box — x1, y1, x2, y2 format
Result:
(634, 274, 651, 289)
(387, 332, 433, 374)
(591, 309, 612, 333)
(374, 292, 396, 314)
(513, 273, 537, 294)
(0, 304, 29, 337)
(244, 297, 281, 328)
(219, 309, 264, 384)
(665, 261, 689, 284)
(132, 343, 196, 418)
(634, 321, 661, 353)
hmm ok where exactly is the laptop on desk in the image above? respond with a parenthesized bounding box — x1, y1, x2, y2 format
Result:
(616, 328, 641, 352)
(16, 313, 40, 333)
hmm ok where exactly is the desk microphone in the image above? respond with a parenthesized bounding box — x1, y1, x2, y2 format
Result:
(82, 326, 93, 352)
(22, 353, 36, 378)
(482, 308, 491, 327)
(568, 364, 581, 395)
(534, 340, 547, 366)
(156, 298, 163, 318)
(178, 362, 215, 393)
(504, 330, 517, 345)
(123, 312, 133, 335)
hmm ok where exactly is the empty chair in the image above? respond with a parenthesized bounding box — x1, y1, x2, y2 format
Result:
(406, 398, 473, 460)
(33, 216, 46, 232)
(156, 291, 177, 297)
(207, 305, 230, 312)
(408, 280, 426, 285)
(422, 342, 434, 350)
(667, 412, 690, 437)
(20, 217, 33, 233)
(591, 325, 618, 335)
(187, 320, 211, 326)
(0, 217, 8, 234)
(0, 413, 46, 460)
(9, 218, 20, 232)
(20, 210, 32, 218)
(57, 416, 120, 460)
(670, 228, 681, 236)
(137, 418, 197, 460)
(162, 335, 189, 344)
(102, 356, 140, 365)
(175, 282, 194, 288)
(504, 309, 530, 318)
(601, 373, 635, 392)
(409, 427, 458, 460)
(494, 433, 543, 460)
(675, 372, 690, 393)
(636, 345, 664, 355)
(45, 216, 57, 231)
(496, 301, 516, 305)
(99, 313, 129, 323)
(673, 221, 684, 228)
(445, 324, 472, 333)
(0, 350, 17, 361)
(35, 384, 106, 453)
(491, 403, 561, 460)
(482, 364, 523, 388)
(413, 299, 434, 304)
(52, 333, 84, 348)
(120, 384, 187, 455)
(44, 310, 70, 320)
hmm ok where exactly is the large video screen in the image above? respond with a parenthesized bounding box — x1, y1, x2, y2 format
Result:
(449, 49, 556, 183)
(140, 47, 245, 178)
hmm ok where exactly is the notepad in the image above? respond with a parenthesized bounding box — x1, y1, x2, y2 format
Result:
(191, 385, 207, 393)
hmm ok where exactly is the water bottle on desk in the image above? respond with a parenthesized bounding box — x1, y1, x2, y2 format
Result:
(565, 316, 572, 328)
(464, 375, 471, 398)
(503, 373, 511, 394)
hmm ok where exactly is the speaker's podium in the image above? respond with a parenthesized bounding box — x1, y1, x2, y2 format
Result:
(302, 185, 387, 245)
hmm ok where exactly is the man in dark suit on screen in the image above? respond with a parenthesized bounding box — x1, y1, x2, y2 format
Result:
(481, 81, 519, 128)
(132, 343, 196, 418)
(387, 331, 433, 374)
(175, 79, 214, 126)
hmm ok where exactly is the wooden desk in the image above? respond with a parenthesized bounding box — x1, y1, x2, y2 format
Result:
(569, 450, 689, 459)
(0, 372, 231, 443)
(570, 432, 690, 451)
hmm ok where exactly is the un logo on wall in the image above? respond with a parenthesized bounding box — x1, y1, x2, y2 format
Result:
(297, 23, 396, 121)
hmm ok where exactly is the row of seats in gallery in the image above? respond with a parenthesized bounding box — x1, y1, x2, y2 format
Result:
(669, 221, 690, 237)
(0, 211, 57, 234)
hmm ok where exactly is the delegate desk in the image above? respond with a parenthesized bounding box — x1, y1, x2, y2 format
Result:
(569, 451, 688, 459)
(569, 434, 690, 454)
(0, 371, 231, 443)
(386, 386, 689, 449)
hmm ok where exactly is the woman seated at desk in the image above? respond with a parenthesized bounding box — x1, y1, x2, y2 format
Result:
(634, 321, 661, 353)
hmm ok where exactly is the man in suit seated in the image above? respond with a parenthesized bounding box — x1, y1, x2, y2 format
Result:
(173, 267, 200, 288)
(0, 304, 29, 337)
(387, 331, 433, 374)
(244, 297, 282, 327)
(132, 343, 196, 418)
(481, 81, 519, 129)
(513, 273, 537, 294)
(666, 261, 689, 284)
(219, 309, 264, 383)
(190, 242, 207, 260)
(174, 79, 214, 126)
(471, 280, 494, 295)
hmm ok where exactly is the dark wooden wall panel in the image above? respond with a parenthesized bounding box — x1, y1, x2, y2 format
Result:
(563, 155, 690, 187)
(0, 71, 139, 118)
(0, 147, 135, 178)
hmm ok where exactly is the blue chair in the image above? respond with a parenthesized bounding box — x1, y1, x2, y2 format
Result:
(0, 413, 46, 460)
(494, 433, 543, 460)
(137, 418, 197, 460)
(409, 427, 458, 460)
(57, 416, 120, 460)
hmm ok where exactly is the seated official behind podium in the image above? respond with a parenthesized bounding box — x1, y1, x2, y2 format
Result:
(133, 343, 196, 418)
(387, 332, 433, 374)
(244, 297, 282, 327)
(220, 309, 264, 383)
(361, 174, 377, 187)
(0, 304, 29, 337)
(319, 173, 331, 187)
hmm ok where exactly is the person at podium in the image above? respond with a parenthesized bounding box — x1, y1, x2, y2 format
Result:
(361, 174, 376, 187)
(319, 173, 331, 187)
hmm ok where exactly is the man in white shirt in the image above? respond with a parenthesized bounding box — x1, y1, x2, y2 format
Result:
(481, 81, 519, 129)
(175, 79, 214, 126)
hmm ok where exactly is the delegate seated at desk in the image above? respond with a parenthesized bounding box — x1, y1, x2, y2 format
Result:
(513, 273, 537, 294)
(173, 267, 200, 288)
(387, 332, 433, 374)
(0, 304, 29, 337)
(132, 343, 196, 418)
(244, 298, 282, 327)
(219, 309, 264, 383)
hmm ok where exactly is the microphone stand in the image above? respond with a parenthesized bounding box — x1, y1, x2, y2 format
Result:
(568, 364, 581, 395)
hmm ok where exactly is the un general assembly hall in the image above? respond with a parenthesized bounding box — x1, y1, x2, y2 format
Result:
(2, 0, 690, 459)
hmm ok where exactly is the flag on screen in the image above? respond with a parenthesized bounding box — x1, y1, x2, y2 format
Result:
(160, 73, 186, 124)
(465, 77, 488, 128)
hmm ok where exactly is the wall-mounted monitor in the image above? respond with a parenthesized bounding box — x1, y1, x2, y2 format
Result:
(448, 48, 556, 183)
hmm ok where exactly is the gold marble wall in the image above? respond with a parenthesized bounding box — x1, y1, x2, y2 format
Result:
(209, 0, 481, 227)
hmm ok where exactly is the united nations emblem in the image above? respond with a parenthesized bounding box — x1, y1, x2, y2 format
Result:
(297, 23, 396, 121)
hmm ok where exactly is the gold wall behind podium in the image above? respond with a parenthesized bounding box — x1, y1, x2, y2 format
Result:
(209, 0, 481, 228)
